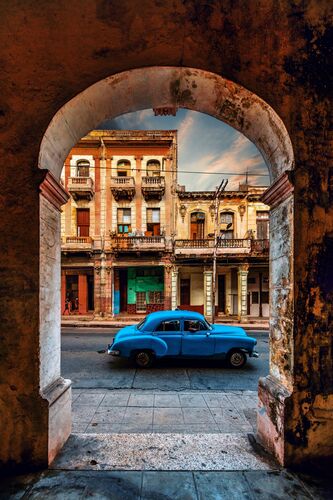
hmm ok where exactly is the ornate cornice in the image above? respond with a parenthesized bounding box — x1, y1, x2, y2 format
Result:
(261, 171, 294, 209)
(40, 171, 69, 211)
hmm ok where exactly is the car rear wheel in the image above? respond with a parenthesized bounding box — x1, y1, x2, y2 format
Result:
(133, 350, 155, 368)
(227, 350, 247, 368)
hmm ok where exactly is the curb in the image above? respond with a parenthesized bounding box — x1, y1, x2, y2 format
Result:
(61, 322, 269, 331)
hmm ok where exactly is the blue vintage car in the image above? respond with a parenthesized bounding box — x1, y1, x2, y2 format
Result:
(108, 310, 258, 368)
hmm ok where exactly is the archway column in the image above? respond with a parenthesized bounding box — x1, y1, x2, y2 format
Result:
(39, 172, 72, 465)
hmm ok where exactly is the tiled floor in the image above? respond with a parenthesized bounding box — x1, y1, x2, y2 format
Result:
(72, 389, 257, 434)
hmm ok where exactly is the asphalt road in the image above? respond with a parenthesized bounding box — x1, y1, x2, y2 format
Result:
(61, 328, 269, 391)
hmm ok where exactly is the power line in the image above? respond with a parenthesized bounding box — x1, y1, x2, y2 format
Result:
(64, 164, 270, 177)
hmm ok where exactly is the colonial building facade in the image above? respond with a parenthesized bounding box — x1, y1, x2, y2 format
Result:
(61, 130, 269, 320)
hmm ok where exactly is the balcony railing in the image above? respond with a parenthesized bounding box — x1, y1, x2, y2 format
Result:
(111, 236, 165, 251)
(62, 236, 93, 250)
(111, 176, 135, 201)
(67, 176, 94, 200)
(251, 239, 269, 253)
(141, 176, 165, 200)
(175, 238, 268, 256)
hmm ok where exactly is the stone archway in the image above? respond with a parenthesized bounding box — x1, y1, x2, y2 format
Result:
(38, 66, 295, 466)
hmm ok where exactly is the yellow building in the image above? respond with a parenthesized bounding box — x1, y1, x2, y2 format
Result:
(174, 185, 269, 319)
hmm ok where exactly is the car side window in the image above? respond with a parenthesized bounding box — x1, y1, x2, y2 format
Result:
(155, 320, 180, 332)
(184, 320, 207, 333)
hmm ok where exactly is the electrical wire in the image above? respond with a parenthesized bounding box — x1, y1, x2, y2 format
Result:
(63, 164, 270, 177)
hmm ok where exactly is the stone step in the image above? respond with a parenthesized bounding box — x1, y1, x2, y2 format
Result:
(51, 432, 276, 472)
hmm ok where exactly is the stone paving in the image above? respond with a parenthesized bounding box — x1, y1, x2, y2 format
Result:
(1, 469, 329, 499)
(72, 389, 257, 434)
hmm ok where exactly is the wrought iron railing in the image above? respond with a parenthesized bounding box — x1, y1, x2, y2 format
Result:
(175, 238, 269, 252)
(251, 239, 269, 253)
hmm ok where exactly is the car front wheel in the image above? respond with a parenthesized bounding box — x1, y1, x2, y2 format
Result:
(227, 350, 247, 368)
(133, 350, 155, 368)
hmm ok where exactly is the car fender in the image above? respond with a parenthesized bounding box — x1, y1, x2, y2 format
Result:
(112, 335, 168, 358)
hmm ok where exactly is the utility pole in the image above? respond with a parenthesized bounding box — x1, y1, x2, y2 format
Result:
(211, 178, 228, 323)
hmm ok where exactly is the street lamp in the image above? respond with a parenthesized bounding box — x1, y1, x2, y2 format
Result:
(211, 178, 228, 324)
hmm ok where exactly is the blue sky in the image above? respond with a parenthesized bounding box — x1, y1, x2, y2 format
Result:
(98, 109, 269, 191)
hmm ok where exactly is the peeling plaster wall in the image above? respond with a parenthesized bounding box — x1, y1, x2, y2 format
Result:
(0, 0, 332, 470)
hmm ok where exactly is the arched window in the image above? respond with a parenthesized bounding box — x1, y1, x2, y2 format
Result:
(76, 160, 90, 177)
(146, 159, 161, 177)
(190, 211, 205, 239)
(117, 160, 131, 177)
(220, 212, 234, 239)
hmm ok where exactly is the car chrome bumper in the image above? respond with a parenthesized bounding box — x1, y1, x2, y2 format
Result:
(250, 351, 259, 358)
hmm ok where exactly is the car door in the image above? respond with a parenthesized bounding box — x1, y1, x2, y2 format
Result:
(181, 319, 215, 356)
(154, 320, 182, 356)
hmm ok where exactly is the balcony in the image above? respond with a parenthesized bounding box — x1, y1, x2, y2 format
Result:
(251, 239, 269, 254)
(67, 177, 94, 200)
(61, 236, 93, 251)
(111, 236, 165, 252)
(141, 176, 165, 201)
(174, 238, 269, 257)
(111, 177, 135, 201)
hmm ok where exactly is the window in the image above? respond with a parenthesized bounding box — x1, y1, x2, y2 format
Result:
(117, 160, 131, 177)
(190, 212, 205, 239)
(76, 160, 90, 177)
(148, 291, 164, 304)
(252, 292, 259, 304)
(146, 208, 160, 236)
(220, 212, 234, 239)
(117, 208, 131, 233)
(261, 291, 269, 304)
(146, 160, 161, 177)
(155, 320, 180, 332)
(256, 211, 269, 239)
(248, 277, 256, 284)
(184, 320, 207, 332)
(220, 212, 233, 224)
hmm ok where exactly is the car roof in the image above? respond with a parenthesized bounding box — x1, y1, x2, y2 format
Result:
(142, 310, 206, 329)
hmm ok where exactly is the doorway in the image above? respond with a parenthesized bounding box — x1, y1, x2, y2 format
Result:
(218, 275, 226, 313)
(119, 269, 128, 312)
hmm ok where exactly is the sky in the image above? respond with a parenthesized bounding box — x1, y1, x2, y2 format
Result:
(98, 109, 270, 191)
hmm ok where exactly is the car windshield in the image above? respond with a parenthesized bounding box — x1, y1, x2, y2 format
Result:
(204, 319, 212, 330)
(136, 318, 146, 331)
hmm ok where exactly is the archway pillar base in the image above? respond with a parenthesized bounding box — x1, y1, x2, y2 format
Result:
(41, 377, 72, 465)
(258, 375, 333, 467)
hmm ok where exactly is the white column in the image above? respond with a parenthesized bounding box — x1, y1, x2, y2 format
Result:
(237, 264, 249, 321)
(225, 269, 232, 315)
(171, 268, 178, 310)
(204, 269, 213, 318)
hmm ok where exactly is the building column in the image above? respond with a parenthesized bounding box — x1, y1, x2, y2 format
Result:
(104, 262, 113, 317)
(171, 267, 178, 310)
(94, 262, 101, 315)
(204, 268, 213, 318)
(237, 264, 249, 321)
(78, 274, 88, 314)
(225, 269, 232, 316)
(164, 263, 172, 310)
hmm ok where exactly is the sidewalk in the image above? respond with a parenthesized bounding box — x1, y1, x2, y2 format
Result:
(62, 315, 269, 330)
(1, 389, 332, 498)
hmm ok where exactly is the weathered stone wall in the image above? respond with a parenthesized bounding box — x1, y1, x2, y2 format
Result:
(0, 0, 332, 470)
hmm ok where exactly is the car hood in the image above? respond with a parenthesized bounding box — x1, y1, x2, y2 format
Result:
(210, 324, 248, 336)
